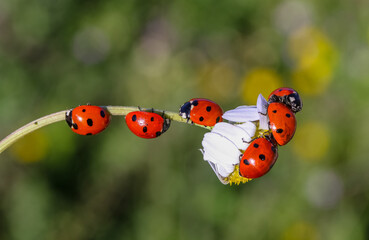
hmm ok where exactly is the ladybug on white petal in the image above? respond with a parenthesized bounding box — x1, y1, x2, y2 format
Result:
(268, 87, 302, 113)
(267, 102, 296, 146)
(266, 87, 301, 146)
(239, 135, 278, 179)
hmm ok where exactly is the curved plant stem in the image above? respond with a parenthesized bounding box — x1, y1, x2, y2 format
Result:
(0, 106, 211, 154)
(0, 110, 68, 154)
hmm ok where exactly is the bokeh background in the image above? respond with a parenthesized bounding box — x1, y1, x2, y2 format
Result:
(0, 0, 368, 239)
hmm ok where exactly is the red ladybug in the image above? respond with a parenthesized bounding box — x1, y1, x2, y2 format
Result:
(66, 105, 111, 135)
(125, 111, 171, 139)
(179, 98, 223, 127)
(268, 87, 302, 113)
(239, 136, 278, 178)
(268, 102, 296, 146)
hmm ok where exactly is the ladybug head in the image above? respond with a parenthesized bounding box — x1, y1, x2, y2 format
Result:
(179, 101, 192, 119)
(268, 91, 303, 113)
(65, 110, 73, 128)
(162, 118, 171, 133)
(285, 92, 303, 113)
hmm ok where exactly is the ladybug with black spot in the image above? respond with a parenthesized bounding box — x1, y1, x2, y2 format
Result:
(268, 87, 302, 113)
(125, 111, 171, 139)
(267, 102, 296, 146)
(179, 98, 223, 127)
(239, 135, 278, 179)
(66, 105, 111, 135)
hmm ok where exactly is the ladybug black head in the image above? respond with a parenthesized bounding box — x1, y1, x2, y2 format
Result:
(162, 118, 171, 133)
(268, 92, 302, 113)
(285, 93, 302, 113)
(65, 110, 73, 128)
(179, 101, 192, 119)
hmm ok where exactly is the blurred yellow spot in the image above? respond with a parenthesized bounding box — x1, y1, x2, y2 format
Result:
(198, 62, 236, 100)
(11, 131, 48, 163)
(281, 221, 320, 240)
(292, 121, 330, 161)
(289, 27, 338, 96)
(241, 68, 283, 104)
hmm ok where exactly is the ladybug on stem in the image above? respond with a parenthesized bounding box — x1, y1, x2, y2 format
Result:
(125, 110, 171, 139)
(179, 98, 223, 127)
(66, 105, 111, 135)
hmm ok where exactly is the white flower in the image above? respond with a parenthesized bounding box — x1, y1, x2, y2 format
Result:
(201, 122, 257, 184)
(223, 94, 269, 130)
(200, 94, 269, 184)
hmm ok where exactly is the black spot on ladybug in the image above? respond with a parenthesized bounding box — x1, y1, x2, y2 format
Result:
(143, 126, 147, 133)
(199, 116, 204, 122)
(156, 131, 162, 137)
(271, 145, 277, 153)
(272, 110, 277, 113)
(150, 117, 154, 121)
(100, 110, 105, 118)
(86, 133, 92, 135)
(82, 109, 86, 112)
(132, 114, 137, 122)
(259, 154, 266, 161)
(192, 100, 198, 106)
(243, 159, 250, 165)
(216, 116, 220, 123)
(73, 123, 78, 130)
(206, 106, 211, 112)
(253, 143, 259, 148)
(276, 128, 283, 133)
(279, 89, 282, 92)
(286, 113, 291, 118)
(87, 119, 93, 126)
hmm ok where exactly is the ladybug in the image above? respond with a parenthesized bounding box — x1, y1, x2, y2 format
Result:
(66, 105, 111, 135)
(179, 98, 223, 127)
(125, 111, 171, 139)
(239, 136, 278, 179)
(268, 87, 302, 113)
(268, 102, 296, 146)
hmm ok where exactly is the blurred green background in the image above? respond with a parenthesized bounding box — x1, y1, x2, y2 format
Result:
(1, 0, 369, 239)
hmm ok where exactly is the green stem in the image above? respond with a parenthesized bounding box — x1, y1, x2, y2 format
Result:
(0, 106, 211, 154)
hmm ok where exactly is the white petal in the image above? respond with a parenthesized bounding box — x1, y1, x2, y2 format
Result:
(258, 113, 269, 131)
(207, 161, 229, 184)
(211, 122, 251, 150)
(237, 122, 257, 143)
(222, 105, 259, 122)
(256, 94, 270, 131)
(202, 132, 241, 165)
(216, 163, 235, 178)
(257, 94, 268, 115)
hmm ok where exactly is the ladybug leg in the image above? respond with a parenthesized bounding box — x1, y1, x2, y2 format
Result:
(242, 137, 251, 144)
(161, 111, 166, 118)
(138, 106, 142, 111)
(258, 111, 267, 116)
